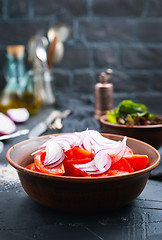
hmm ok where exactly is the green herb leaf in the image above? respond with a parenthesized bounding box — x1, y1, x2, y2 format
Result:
(106, 110, 118, 124)
(118, 100, 148, 116)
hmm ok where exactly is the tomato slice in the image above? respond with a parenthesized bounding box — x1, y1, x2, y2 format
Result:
(63, 161, 83, 177)
(110, 158, 134, 173)
(34, 150, 65, 176)
(63, 158, 92, 177)
(105, 170, 130, 177)
(81, 170, 130, 177)
(64, 157, 92, 165)
(123, 155, 149, 171)
(63, 147, 94, 177)
(65, 147, 94, 160)
(26, 162, 37, 172)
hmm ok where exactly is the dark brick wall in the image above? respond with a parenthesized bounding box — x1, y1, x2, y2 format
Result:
(0, 0, 162, 101)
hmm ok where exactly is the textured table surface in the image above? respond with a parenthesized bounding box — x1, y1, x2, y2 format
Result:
(0, 91, 162, 240)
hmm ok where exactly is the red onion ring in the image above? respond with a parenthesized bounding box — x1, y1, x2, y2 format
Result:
(50, 133, 81, 151)
(44, 140, 65, 166)
(74, 150, 112, 175)
(75, 154, 112, 175)
(80, 129, 120, 154)
(109, 136, 127, 164)
(94, 149, 112, 172)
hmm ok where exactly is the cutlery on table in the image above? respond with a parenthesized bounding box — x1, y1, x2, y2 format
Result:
(36, 40, 55, 105)
(48, 109, 71, 130)
(28, 109, 71, 138)
(0, 129, 29, 141)
(0, 129, 29, 154)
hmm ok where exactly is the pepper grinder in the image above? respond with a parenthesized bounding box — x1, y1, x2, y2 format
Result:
(94, 69, 113, 120)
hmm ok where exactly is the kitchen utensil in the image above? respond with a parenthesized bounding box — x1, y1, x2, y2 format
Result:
(47, 23, 70, 43)
(52, 42, 64, 64)
(28, 110, 71, 138)
(28, 36, 40, 66)
(48, 117, 62, 130)
(36, 42, 48, 69)
(36, 41, 55, 105)
(48, 109, 71, 130)
(47, 34, 58, 69)
(0, 129, 29, 141)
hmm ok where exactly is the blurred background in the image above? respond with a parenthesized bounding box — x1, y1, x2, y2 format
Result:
(0, 0, 162, 102)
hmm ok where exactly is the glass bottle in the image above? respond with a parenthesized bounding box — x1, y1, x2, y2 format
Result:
(0, 45, 41, 114)
(22, 70, 42, 115)
(0, 45, 24, 113)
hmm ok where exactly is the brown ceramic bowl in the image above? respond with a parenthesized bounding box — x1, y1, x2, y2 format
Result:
(6, 134, 160, 212)
(100, 115, 162, 149)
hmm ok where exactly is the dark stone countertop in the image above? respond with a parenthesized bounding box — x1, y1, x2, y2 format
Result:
(0, 91, 162, 240)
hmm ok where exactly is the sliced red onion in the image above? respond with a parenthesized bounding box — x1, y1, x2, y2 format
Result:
(88, 130, 116, 145)
(7, 108, 29, 123)
(31, 147, 46, 156)
(38, 138, 54, 150)
(75, 150, 112, 175)
(108, 136, 127, 164)
(80, 130, 114, 153)
(49, 133, 81, 151)
(55, 132, 81, 146)
(74, 132, 127, 175)
(44, 139, 65, 166)
(32, 129, 127, 172)
(79, 130, 94, 153)
(31, 138, 53, 156)
(75, 160, 98, 171)
(94, 150, 112, 172)
(80, 129, 126, 158)
(0, 112, 16, 135)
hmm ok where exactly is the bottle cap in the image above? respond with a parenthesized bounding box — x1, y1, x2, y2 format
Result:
(7, 45, 25, 59)
(99, 69, 113, 83)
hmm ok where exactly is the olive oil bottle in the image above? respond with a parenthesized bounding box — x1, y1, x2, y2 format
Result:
(0, 45, 41, 114)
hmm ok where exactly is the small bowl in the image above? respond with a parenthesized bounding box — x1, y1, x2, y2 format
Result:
(100, 115, 162, 149)
(6, 134, 160, 212)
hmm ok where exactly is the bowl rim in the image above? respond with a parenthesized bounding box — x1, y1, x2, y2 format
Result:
(100, 115, 162, 129)
(6, 133, 161, 183)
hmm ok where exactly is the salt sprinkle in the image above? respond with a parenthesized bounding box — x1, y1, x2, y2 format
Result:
(0, 164, 20, 184)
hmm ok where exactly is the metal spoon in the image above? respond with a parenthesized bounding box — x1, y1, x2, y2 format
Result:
(36, 41, 55, 105)
(36, 42, 48, 69)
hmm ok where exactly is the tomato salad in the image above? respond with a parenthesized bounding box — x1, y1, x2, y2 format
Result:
(26, 130, 149, 177)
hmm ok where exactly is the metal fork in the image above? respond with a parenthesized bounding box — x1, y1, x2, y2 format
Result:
(48, 117, 63, 130)
(48, 109, 71, 130)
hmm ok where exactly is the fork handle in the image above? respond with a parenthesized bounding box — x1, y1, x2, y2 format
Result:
(0, 129, 29, 141)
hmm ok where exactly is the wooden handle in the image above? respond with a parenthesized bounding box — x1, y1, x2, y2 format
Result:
(47, 34, 58, 69)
